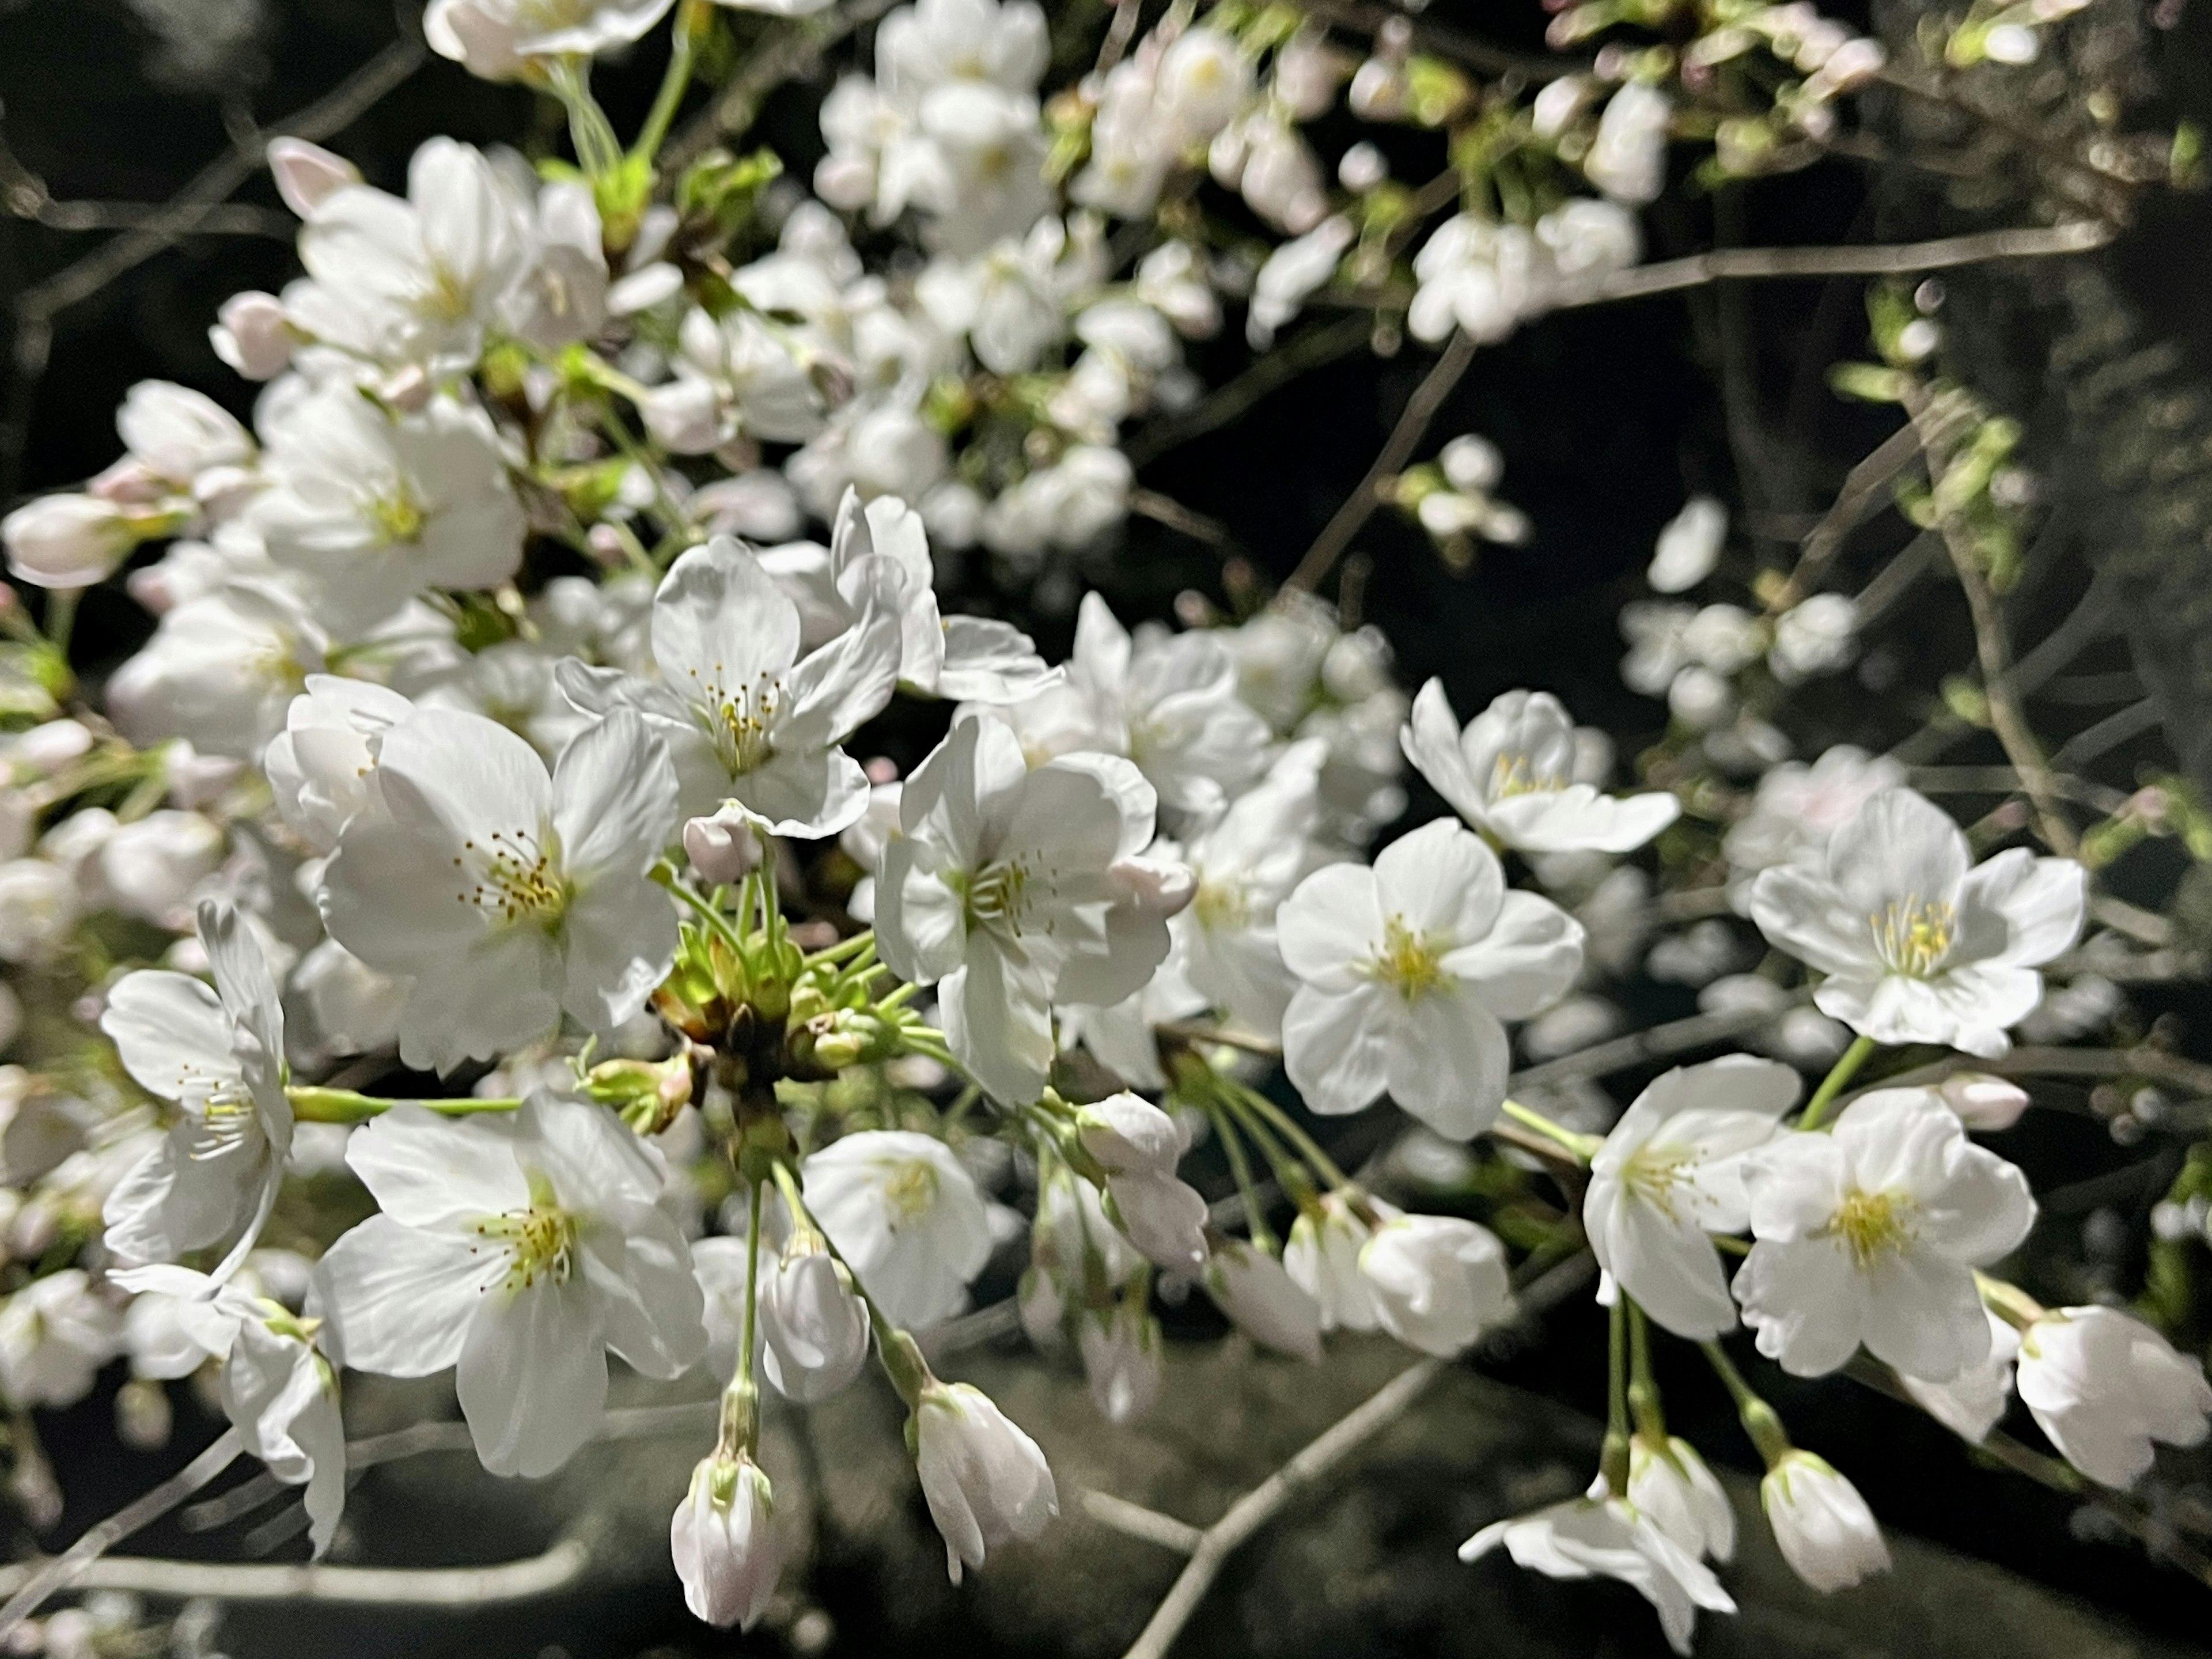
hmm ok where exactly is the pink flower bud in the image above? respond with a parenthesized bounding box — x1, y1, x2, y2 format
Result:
(265, 137, 360, 219)
(211, 291, 293, 380)
(684, 810, 764, 885)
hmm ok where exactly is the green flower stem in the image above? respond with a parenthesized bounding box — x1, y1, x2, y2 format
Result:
(1215, 1088, 1307, 1194)
(805, 929, 876, 970)
(1602, 1294, 1632, 1495)
(652, 862, 748, 955)
(719, 1172, 765, 1458)
(1627, 1301, 1665, 1441)
(1230, 1081, 1350, 1190)
(285, 1087, 521, 1124)
(1798, 1033, 1878, 1131)
(1498, 1098, 1601, 1163)
(1699, 1339, 1793, 1468)
(44, 589, 76, 659)
(630, 0, 710, 165)
(547, 56, 623, 177)
(1209, 1099, 1277, 1255)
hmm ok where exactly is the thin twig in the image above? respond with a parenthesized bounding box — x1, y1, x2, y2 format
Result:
(0, 1539, 592, 1605)
(1284, 329, 1478, 593)
(1128, 488, 1245, 558)
(1506, 1000, 1797, 1090)
(664, 0, 902, 169)
(1902, 384, 2078, 857)
(1119, 1359, 1443, 1659)
(2051, 698, 2161, 768)
(1867, 1043, 2212, 1097)
(1125, 315, 1370, 468)
(1542, 220, 2114, 313)
(1082, 1489, 1205, 1554)
(1768, 421, 1930, 612)
(1112, 1250, 1593, 1659)
(0, 1429, 243, 1635)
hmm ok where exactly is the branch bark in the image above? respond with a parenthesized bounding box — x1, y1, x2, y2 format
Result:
(1283, 329, 1478, 594)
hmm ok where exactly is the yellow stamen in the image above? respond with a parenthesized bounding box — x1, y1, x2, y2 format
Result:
(1369, 915, 1448, 1002)
(1827, 1189, 1913, 1267)
(1872, 896, 1956, 977)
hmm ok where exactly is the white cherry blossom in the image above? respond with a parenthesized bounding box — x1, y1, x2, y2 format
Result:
(1203, 1238, 1323, 1362)
(1734, 1088, 2036, 1381)
(113, 1263, 347, 1556)
(876, 714, 1187, 1105)
(251, 391, 523, 632)
(1749, 787, 2086, 1056)
(315, 1095, 706, 1478)
(671, 1450, 783, 1628)
(979, 593, 1270, 827)
(101, 899, 291, 1270)
(1358, 1213, 1512, 1356)
(319, 707, 680, 1073)
(1585, 1056, 1800, 1340)
(802, 1130, 990, 1329)
(556, 536, 899, 835)
(1278, 818, 1584, 1138)
(1761, 1452, 1889, 1592)
(2016, 1305, 2212, 1487)
(1402, 683, 1679, 854)
(1628, 1437, 1735, 1565)
(1459, 1486, 1735, 1658)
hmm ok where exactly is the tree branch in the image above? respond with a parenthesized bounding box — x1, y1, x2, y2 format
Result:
(1283, 329, 1478, 594)
(0, 1538, 592, 1606)
(1543, 221, 2115, 312)
(0, 1429, 243, 1635)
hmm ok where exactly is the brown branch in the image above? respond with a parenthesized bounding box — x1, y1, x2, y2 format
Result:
(1128, 489, 1245, 558)
(1507, 999, 1800, 1091)
(1899, 382, 2078, 857)
(1283, 328, 1478, 594)
(1125, 315, 1371, 468)
(1767, 421, 1931, 613)
(1541, 221, 2114, 313)
(1112, 1251, 1593, 1659)
(0, 1539, 592, 1606)
(0, 1428, 243, 1635)
(1869, 1044, 2212, 1097)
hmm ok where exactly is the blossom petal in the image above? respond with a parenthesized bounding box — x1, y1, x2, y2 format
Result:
(314, 1213, 496, 1377)
(456, 1278, 607, 1478)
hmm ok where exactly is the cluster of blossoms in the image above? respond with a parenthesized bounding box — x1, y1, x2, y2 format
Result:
(0, 0, 2202, 1648)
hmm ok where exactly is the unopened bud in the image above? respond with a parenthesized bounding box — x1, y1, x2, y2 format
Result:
(685, 809, 765, 885)
(266, 137, 360, 219)
(211, 291, 293, 380)
(1938, 1073, 2030, 1131)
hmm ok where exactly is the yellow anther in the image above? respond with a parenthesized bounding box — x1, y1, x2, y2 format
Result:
(1873, 896, 1956, 977)
(1369, 915, 1448, 1002)
(1827, 1189, 1912, 1267)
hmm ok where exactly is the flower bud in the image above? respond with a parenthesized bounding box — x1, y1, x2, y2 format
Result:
(1103, 1170, 1209, 1274)
(266, 137, 361, 219)
(2016, 1305, 2212, 1487)
(211, 291, 294, 380)
(2, 494, 136, 589)
(1761, 1451, 1889, 1592)
(1938, 1073, 2029, 1132)
(1284, 1192, 1382, 1332)
(1628, 1435, 1735, 1563)
(760, 1241, 870, 1404)
(1204, 1238, 1323, 1362)
(1075, 1090, 1185, 1176)
(1078, 1300, 1162, 1423)
(1358, 1214, 1513, 1357)
(670, 1452, 783, 1629)
(684, 809, 764, 885)
(912, 1380, 1058, 1583)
